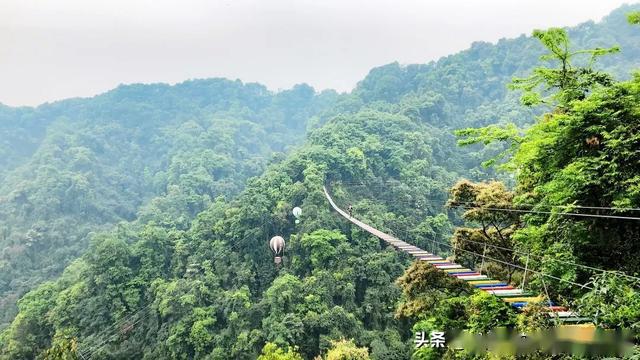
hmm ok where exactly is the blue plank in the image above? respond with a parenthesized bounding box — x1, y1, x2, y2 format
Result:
(473, 283, 508, 288)
(512, 300, 556, 308)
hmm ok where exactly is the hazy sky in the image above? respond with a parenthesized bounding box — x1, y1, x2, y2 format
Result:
(0, 0, 634, 106)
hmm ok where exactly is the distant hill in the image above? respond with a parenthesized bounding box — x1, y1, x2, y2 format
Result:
(0, 80, 337, 325)
(349, 3, 640, 126)
(0, 3, 638, 354)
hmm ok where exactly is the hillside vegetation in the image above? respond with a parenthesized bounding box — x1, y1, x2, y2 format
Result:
(1, 4, 639, 360)
(0, 81, 338, 324)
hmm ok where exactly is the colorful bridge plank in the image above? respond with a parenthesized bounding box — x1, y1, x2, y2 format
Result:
(323, 187, 591, 324)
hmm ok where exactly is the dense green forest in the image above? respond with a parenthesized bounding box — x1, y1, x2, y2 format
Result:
(1, 4, 640, 359)
(0, 81, 338, 324)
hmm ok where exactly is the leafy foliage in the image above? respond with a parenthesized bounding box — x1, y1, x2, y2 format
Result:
(1, 5, 640, 360)
(326, 339, 370, 360)
(451, 7, 640, 334)
(1, 108, 444, 359)
(0, 80, 337, 325)
(577, 272, 640, 330)
(510, 28, 618, 108)
(448, 180, 522, 282)
(258, 342, 304, 360)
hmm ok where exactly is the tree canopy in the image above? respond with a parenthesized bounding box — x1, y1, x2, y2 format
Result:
(1, 4, 640, 360)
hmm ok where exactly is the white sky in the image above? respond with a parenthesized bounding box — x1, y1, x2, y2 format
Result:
(0, 0, 634, 106)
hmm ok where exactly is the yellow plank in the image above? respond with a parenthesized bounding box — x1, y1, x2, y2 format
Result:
(502, 296, 544, 303)
(467, 280, 502, 285)
(561, 324, 595, 329)
(443, 268, 473, 273)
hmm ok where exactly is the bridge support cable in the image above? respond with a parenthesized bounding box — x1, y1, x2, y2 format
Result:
(340, 183, 640, 282)
(323, 186, 592, 324)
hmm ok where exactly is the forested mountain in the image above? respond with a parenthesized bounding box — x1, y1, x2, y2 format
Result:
(0, 80, 338, 324)
(1, 4, 639, 360)
(321, 5, 640, 178)
(347, 4, 640, 123)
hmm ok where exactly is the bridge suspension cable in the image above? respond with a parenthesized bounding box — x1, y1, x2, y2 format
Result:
(335, 182, 640, 281)
(423, 231, 640, 282)
(457, 204, 640, 221)
(380, 220, 597, 291)
(324, 186, 593, 322)
(327, 186, 594, 290)
(411, 234, 594, 290)
(340, 181, 640, 213)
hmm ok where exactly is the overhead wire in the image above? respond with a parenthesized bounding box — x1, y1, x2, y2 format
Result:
(80, 217, 274, 359)
(383, 222, 595, 290)
(431, 230, 640, 282)
(347, 189, 640, 221)
(339, 181, 640, 212)
(338, 182, 640, 281)
(458, 205, 640, 221)
(81, 307, 154, 359)
(328, 187, 596, 295)
(79, 306, 147, 354)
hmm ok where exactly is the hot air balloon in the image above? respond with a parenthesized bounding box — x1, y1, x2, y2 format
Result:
(293, 207, 302, 224)
(269, 235, 286, 265)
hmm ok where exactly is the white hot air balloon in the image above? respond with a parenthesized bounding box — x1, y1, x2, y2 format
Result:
(292, 207, 302, 224)
(269, 236, 286, 265)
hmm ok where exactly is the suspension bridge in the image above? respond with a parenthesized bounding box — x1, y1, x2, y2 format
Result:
(323, 186, 592, 325)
